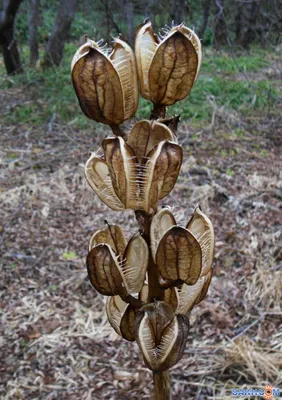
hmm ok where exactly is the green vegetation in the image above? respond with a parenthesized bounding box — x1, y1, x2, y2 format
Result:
(0, 44, 280, 129)
(62, 251, 78, 261)
(201, 49, 272, 74)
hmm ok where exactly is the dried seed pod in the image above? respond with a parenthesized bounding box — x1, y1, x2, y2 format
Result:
(106, 296, 137, 342)
(140, 302, 174, 344)
(135, 301, 189, 371)
(150, 207, 176, 262)
(186, 206, 215, 276)
(151, 208, 214, 291)
(126, 120, 174, 162)
(177, 269, 213, 314)
(194, 268, 213, 304)
(106, 295, 126, 336)
(143, 141, 183, 212)
(85, 155, 125, 211)
(103, 137, 139, 209)
(72, 37, 138, 125)
(135, 19, 158, 101)
(89, 223, 127, 253)
(177, 25, 202, 79)
(156, 226, 202, 285)
(109, 38, 139, 122)
(87, 244, 124, 296)
(120, 305, 137, 342)
(85, 122, 182, 212)
(122, 233, 149, 293)
(87, 228, 148, 296)
(135, 20, 200, 105)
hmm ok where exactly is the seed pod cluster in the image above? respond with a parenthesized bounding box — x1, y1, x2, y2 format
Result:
(85, 120, 182, 213)
(72, 20, 214, 380)
(72, 20, 201, 126)
(85, 206, 214, 371)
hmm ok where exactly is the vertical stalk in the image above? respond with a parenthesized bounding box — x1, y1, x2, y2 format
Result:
(153, 371, 172, 400)
(150, 103, 166, 119)
(135, 211, 164, 302)
(110, 124, 127, 139)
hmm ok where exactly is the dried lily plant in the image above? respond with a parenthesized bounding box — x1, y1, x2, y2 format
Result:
(71, 19, 214, 400)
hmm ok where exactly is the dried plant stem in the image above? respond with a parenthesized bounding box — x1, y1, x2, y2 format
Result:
(151, 103, 166, 119)
(110, 124, 127, 139)
(153, 371, 172, 400)
(120, 293, 143, 308)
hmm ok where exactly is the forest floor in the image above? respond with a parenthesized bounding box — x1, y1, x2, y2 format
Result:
(1, 50, 282, 399)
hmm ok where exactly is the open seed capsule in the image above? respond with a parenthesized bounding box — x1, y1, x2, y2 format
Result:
(135, 20, 201, 106)
(72, 37, 138, 125)
(186, 206, 215, 276)
(87, 224, 149, 296)
(135, 301, 190, 371)
(85, 121, 182, 212)
(106, 296, 136, 342)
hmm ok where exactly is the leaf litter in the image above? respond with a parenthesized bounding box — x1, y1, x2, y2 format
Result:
(0, 86, 281, 399)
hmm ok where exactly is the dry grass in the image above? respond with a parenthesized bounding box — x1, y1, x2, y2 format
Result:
(1, 85, 282, 399)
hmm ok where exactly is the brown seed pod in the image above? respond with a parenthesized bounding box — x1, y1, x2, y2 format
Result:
(103, 137, 139, 209)
(135, 19, 158, 101)
(143, 141, 183, 212)
(85, 155, 125, 211)
(150, 207, 176, 262)
(120, 305, 137, 342)
(87, 244, 124, 296)
(149, 141, 183, 200)
(122, 233, 149, 294)
(109, 38, 139, 121)
(186, 206, 215, 276)
(177, 25, 202, 79)
(89, 223, 127, 254)
(126, 120, 174, 163)
(106, 296, 137, 342)
(177, 269, 213, 314)
(134, 301, 190, 371)
(194, 268, 213, 304)
(135, 20, 201, 105)
(155, 226, 202, 285)
(106, 295, 126, 336)
(85, 122, 182, 212)
(72, 38, 138, 125)
(87, 227, 148, 296)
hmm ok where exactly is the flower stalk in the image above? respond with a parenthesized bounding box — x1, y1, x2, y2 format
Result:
(71, 19, 214, 399)
(153, 371, 171, 400)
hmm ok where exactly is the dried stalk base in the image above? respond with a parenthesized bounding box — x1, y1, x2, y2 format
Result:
(153, 371, 171, 400)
